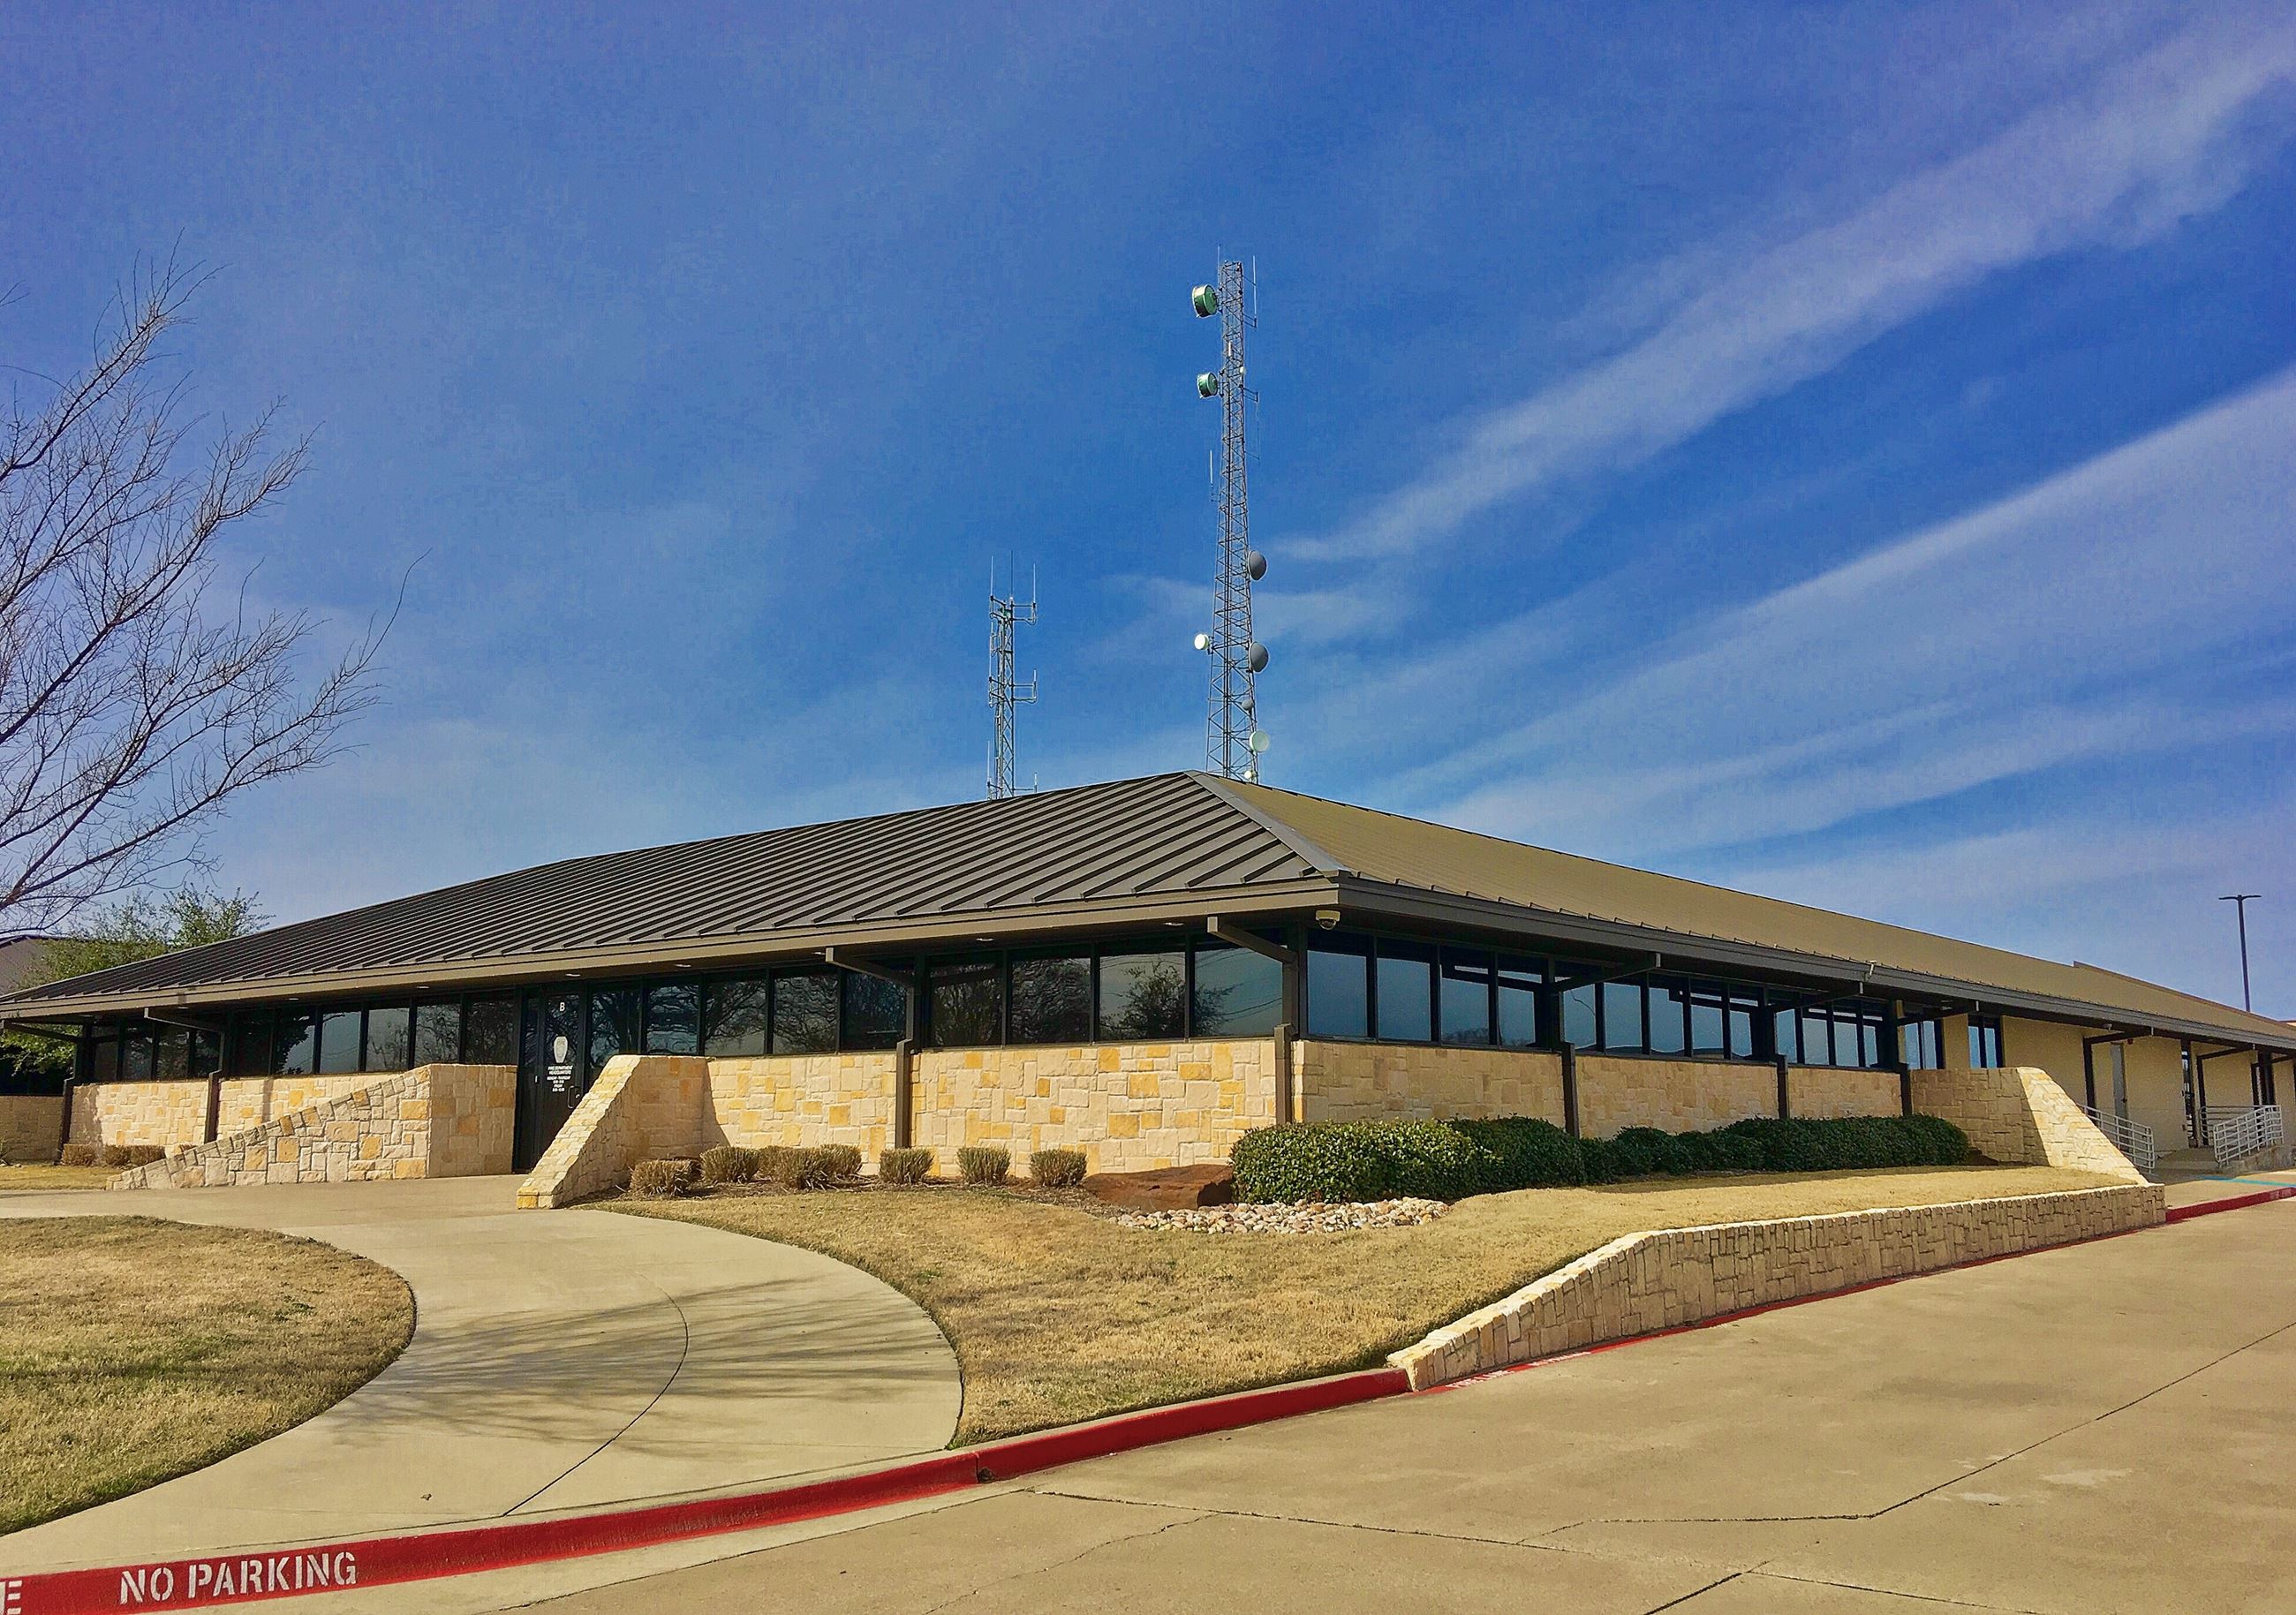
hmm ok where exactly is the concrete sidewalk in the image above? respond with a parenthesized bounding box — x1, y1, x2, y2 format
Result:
(0, 1178, 961, 1571)
(356, 1195, 2296, 1615)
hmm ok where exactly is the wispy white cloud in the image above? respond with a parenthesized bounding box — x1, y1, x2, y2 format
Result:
(1291, 12, 2296, 563)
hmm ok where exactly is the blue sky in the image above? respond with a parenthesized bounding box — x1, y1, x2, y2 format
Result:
(4, 2, 2292, 1014)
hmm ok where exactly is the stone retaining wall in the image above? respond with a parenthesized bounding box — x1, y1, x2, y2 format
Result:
(112, 1064, 515, 1189)
(1910, 1065, 2146, 1182)
(517, 1054, 711, 1209)
(67, 1080, 210, 1149)
(1390, 1181, 2164, 1389)
(0, 1093, 62, 1162)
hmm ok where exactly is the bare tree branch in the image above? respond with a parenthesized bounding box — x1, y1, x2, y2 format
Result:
(0, 258, 385, 932)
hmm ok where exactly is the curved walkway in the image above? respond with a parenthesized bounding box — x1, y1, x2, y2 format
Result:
(0, 1177, 961, 1572)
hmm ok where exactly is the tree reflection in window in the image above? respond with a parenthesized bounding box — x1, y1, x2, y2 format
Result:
(1099, 950, 1186, 1040)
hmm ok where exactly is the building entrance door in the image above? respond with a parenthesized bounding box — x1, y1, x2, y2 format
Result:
(514, 990, 586, 1171)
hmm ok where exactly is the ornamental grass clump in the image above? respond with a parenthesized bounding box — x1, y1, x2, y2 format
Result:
(699, 1145, 760, 1186)
(59, 1143, 99, 1167)
(818, 1144, 863, 1181)
(1029, 1149, 1087, 1189)
(629, 1158, 698, 1197)
(878, 1147, 933, 1185)
(957, 1146, 1010, 1186)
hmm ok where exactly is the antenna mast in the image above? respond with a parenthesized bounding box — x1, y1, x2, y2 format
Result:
(1190, 259, 1269, 781)
(986, 561, 1038, 800)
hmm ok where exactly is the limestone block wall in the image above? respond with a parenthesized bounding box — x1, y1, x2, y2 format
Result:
(517, 1054, 712, 1209)
(705, 1053, 896, 1157)
(1576, 1055, 1777, 1136)
(67, 1081, 211, 1149)
(0, 1094, 63, 1162)
(911, 1040, 1279, 1173)
(1392, 1182, 2164, 1389)
(1909, 1065, 2148, 1182)
(215, 1075, 372, 1136)
(1786, 1065, 1903, 1121)
(112, 1065, 516, 1189)
(1295, 1040, 1566, 1127)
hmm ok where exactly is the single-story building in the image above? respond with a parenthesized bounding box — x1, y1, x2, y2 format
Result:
(0, 772, 2286, 1191)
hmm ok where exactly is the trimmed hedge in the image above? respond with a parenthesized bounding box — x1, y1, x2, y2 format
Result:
(1231, 1113, 1970, 1204)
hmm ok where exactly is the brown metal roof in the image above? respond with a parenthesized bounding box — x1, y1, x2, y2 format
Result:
(1227, 781, 2295, 1049)
(4, 770, 2286, 1051)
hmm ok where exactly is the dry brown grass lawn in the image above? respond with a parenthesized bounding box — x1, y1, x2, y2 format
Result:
(0, 1217, 414, 1535)
(0, 1165, 117, 1193)
(614, 1163, 2122, 1443)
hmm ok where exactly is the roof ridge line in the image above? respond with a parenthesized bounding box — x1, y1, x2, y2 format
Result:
(1186, 774, 1351, 877)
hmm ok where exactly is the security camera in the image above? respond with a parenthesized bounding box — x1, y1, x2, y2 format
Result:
(1313, 909, 1341, 931)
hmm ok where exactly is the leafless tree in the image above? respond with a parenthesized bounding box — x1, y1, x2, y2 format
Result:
(0, 258, 385, 939)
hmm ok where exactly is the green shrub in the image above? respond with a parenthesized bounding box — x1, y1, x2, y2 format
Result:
(878, 1147, 933, 1184)
(629, 1158, 698, 1196)
(818, 1143, 863, 1180)
(59, 1143, 99, 1167)
(1230, 1112, 1973, 1203)
(957, 1146, 1010, 1186)
(1030, 1148, 1087, 1189)
(699, 1145, 760, 1185)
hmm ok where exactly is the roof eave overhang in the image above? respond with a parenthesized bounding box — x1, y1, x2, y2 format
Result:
(0, 878, 1345, 1020)
(1334, 878, 2296, 1054)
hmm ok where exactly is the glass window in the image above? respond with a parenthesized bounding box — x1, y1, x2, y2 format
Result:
(122, 1032, 155, 1082)
(1689, 983, 1726, 1055)
(1727, 992, 1758, 1060)
(930, 957, 1003, 1046)
(464, 997, 518, 1066)
(587, 985, 644, 1075)
(1773, 1007, 1800, 1064)
(772, 970, 839, 1054)
(1649, 978, 1688, 1055)
(1496, 957, 1542, 1047)
(1010, 951, 1093, 1045)
(317, 1009, 363, 1074)
(1600, 979, 1644, 1053)
(842, 971, 908, 1050)
(1970, 1016, 2003, 1069)
(189, 1029, 221, 1079)
(227, 1015, 269, 1076)
(645, 982, 700, 1055)
(273, 1014, 317, 1075)
(412, 1001, 462, 1066)
(1305, 936, 1370, 1038)
(154, 1028, 190, 1082)
(1802, 1011, 1835, 1067)
(702, 977, 769, 1057)
(90, 1034, 120, 1083)
(1560, 981, 1597, 1049)
(364, 1005, 412, 1071)
(1373, 940, 1433, 1042)
(1099, 949, 1188, 1041)
(1439, 950, 1493, 1045)
(1859, 1017, 1880, 1068)
(1193, 943, 1283, 1038)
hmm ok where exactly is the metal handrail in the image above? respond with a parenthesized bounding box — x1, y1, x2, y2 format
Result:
(2076, 1103, 2157, 1175)
(2207, 1104, 2285, 1167)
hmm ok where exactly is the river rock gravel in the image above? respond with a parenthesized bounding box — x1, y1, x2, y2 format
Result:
(1113, 1197, 1447, 1234)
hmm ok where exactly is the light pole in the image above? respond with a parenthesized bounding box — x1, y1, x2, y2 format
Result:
(2221, 894, 2260, 1012)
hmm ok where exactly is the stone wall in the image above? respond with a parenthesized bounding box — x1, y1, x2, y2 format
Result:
(1909, 1064, 2148, 1182)
(67, 1081, 211, 1149)
(1295, 1041, 1565, 1127)
(1575, 1055, 1778, 1136)
(0, 1094, 62, 1163)
(912, 1041, 1279, 1173)
(1786, 1064, 1904, 1121)
(706, 1053, 896, 1158)
(113, 1065, 515, 1189)
(1391, 1182, 2164, 1389)
(517, 1054, 712, 1209)
(215, 1075, 372, 1136)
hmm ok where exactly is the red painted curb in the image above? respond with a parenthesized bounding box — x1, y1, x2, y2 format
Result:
(2164, 1183, 2296, 1223)
(0, 1367, 1407, 1614)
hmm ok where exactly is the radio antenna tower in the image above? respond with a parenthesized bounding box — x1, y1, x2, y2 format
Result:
(986, 559, 1038, 800)
(1190, 259, 1270, 781)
